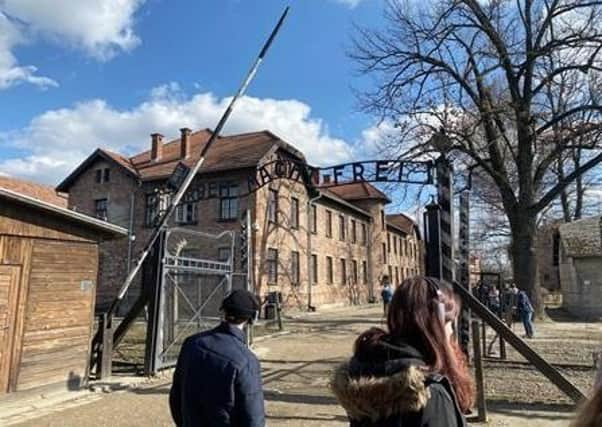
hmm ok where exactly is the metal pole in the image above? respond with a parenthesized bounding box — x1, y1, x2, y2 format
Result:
(105, 7, 290, 319)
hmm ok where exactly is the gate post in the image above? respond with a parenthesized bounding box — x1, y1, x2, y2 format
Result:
(457, 191, 471, 357)
(144, 230, 166, 376)
(435, 155, 455, 284)
(424, 201, 442, 279)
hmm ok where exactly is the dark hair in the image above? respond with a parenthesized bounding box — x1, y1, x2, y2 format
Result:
(385, 276, 474, 413)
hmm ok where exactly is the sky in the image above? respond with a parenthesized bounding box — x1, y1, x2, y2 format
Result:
(0, 0, 394, 189)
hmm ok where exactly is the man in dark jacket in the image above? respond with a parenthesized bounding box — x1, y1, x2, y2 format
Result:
(169, 289, 264, 427)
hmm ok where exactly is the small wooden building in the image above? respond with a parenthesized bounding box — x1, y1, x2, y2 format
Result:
(0, 180, 127, 395)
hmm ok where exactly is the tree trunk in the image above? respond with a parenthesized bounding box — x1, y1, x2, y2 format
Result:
(510, 212, 544, 317)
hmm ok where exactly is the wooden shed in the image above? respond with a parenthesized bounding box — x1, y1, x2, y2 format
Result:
(0, 181, 127, 395)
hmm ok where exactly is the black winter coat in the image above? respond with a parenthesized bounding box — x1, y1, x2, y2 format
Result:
(169, 322, 265, 427)
(330, 342, 466, 427)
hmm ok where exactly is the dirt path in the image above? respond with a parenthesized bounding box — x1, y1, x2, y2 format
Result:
(10, 305, 595, 426)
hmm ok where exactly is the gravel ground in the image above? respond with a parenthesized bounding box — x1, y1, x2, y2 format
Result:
(8, 305, 600, 427)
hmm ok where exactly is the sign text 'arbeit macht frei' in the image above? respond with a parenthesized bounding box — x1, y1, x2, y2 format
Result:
(175, 158, 434, 203)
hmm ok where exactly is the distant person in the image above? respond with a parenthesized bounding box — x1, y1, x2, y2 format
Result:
(331, 276, 474, 426)
(488, 286, 501, 316)
(517, 288, 535, 339)
(380, 275, 393, 316)
(169, 289, 264, 427)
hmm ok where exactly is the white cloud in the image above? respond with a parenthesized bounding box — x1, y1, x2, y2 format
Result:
(332, 0, 364, 8)
(0, 0, 144, 89)
(0, 13, 57, 89)
(0, 84, 355, 185)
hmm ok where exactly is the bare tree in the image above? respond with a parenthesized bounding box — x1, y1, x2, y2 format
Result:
(352, 0, 602, 313)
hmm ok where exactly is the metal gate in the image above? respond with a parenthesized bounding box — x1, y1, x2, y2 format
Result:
(148, 227, 246, 371)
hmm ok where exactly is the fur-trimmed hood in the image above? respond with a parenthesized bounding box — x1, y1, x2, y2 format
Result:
(330, 343, 431, 422)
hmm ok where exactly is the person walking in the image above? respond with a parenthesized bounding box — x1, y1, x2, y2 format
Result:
(517, 288, 535, 339)
(380, 275, 393, 316)
(169, 289, 264, 427)
(331, 276, 474, 427)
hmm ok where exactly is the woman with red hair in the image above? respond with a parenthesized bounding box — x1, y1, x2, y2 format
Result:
(331, 276, 474, 426)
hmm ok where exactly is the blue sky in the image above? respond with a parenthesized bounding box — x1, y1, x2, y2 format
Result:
(0, 0, 393, 186)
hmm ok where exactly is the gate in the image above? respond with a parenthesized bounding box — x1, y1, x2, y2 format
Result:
(146, 228, 246, 372)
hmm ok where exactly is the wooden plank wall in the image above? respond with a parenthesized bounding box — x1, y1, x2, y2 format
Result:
(16, 240, 97, 391)
(0, 236, 32, 391)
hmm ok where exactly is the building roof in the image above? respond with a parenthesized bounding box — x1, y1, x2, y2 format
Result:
(0, 185, 128, 238)
(57, 129, 305, 191)
(322, 182, 391, 203)
(0, 176, 68, 208)
(559, 216, 602, 258)
(317, 187, 373, 219)
(386, 213, 421, 239)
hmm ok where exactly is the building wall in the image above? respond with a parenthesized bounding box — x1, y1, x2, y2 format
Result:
(0, 207, 102, 394)
(66, 154, 424, 313)
(252, 178, 373, 309)
(558, 216, 602, 319)
(559, 255, 602, 318)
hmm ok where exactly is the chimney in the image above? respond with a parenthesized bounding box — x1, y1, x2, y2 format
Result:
(180, 128, 192, 159)
(151, 133, 164, 161)
(323, 174, 331, 184)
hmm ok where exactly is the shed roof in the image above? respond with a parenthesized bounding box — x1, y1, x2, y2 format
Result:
(558, 216, 602, 258)
(0, 176, 68, 207)
(0, 186, 127, 238)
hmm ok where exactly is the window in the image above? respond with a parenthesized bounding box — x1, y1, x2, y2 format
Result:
(339, 215, 346, 241)
(218, 247, 231, 262)
(387, 233, 391, 253)
(394, 236, 398, 255)
(326, 210, 333, 238)
(176, 202, 197, 224)
(326, 256, 333, 284)
(361, 223, 367, 245)
(352, 260, 358, 284)
(381, 210, 385, 230)
(310, 205, 317, 234)
(388, 265, 393, 282)
(145, 193, 168, 227)
(267, 248, 278, 284)
(403, 240, 408, 257)
(395, 267, 399, 285)
(290, 197, 299, 229)
(351, 220, 357, 243)
(401, 238, 406, 256)
(311, 254, 318, 284)
(268, 189, 278, 223)
(95, 198, 108, 220)
(220, 184, 239, 220)
(95, 168, 110, 184)
(340, 259, 347, 285)
(362, 260, 368, 284)
(382, 243, 387, 263)
(291, 251, 300, 285)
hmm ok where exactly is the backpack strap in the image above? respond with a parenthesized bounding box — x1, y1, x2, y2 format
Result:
(424, 374, 467, 427)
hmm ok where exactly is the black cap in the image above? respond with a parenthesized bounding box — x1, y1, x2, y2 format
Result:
(221, 290, 260, 319)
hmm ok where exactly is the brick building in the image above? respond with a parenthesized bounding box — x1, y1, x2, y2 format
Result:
(557, 216, 602, 319)
(57, 128, 424, 313)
